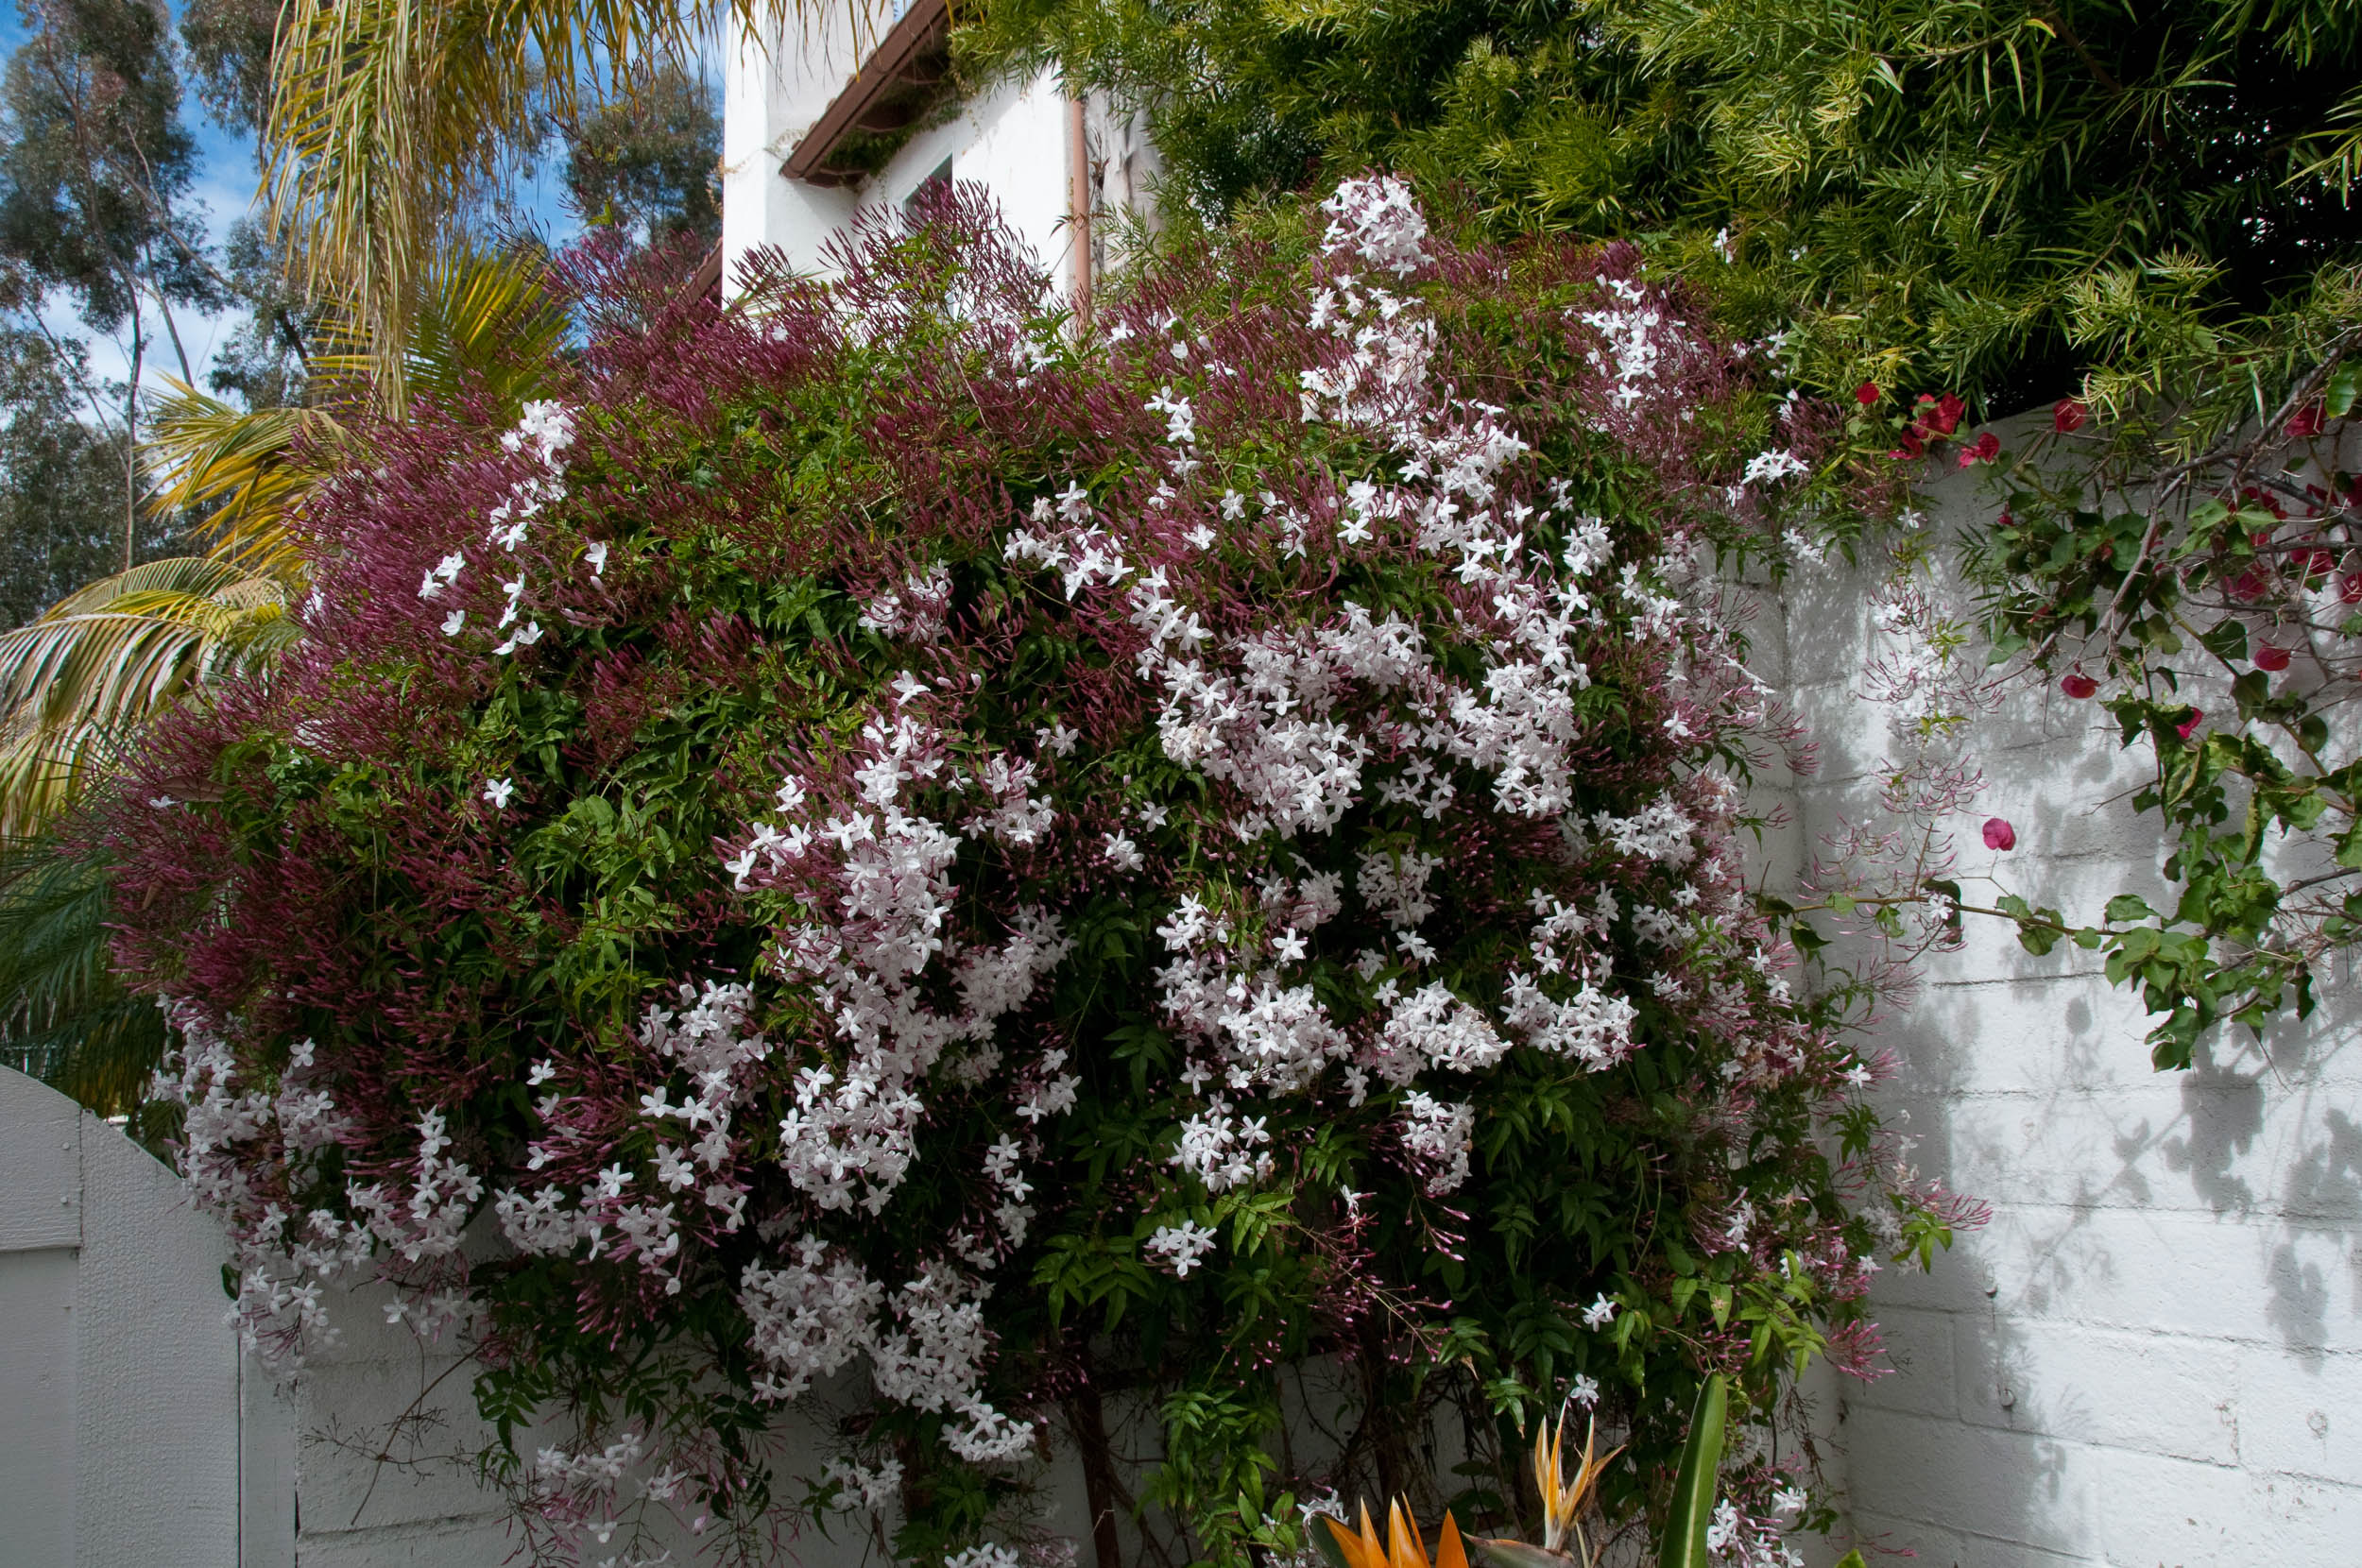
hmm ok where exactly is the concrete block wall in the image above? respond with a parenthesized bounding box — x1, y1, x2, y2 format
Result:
(1772, 448, 2362, 1565)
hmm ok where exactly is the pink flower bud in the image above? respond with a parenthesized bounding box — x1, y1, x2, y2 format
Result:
(1855, 382, 1880, 405)
(2053, 398, 2089, 433)
(2254, 643, 2291, 672)
(2176, 708, 2205, 741)
(1981, 818, 2015, 852)
(2060, 672, 2097, 699)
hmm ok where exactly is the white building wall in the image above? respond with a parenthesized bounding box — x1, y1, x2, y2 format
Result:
(718, 4, 864, 285)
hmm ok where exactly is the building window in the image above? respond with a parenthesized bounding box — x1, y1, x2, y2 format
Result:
(905, 157, 952, 212)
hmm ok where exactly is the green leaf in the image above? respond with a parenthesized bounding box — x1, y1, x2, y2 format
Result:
(2325, 363, 2359, 419)
(1657, 1374, 1727, 1568)
(1999, 893, 2063, 955)
(2199, 619, 2249, 661)
(2104, 895, 2156, 924)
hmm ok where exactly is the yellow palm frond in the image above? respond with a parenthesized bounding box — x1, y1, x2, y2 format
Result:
(0, 558, 297, 840)
(145, 381, 342, 580)
(311, 244, 572, 414)
(145, 247, 562, 589)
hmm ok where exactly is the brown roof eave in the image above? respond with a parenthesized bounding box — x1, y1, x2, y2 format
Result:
(780, 0, 953, 186)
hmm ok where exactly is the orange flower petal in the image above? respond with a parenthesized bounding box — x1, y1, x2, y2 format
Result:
(1388, 1500, 1428, 1568)
(1437, 1511, 1468, 1568)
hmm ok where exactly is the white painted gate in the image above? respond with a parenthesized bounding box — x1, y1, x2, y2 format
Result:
(0, 1065, 294, 1568)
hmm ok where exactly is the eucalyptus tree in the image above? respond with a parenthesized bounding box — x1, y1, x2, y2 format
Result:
(0, 0, 220, 558)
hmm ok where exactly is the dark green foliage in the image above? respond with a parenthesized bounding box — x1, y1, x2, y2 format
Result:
(0, 830, 166, 1116)
(974, 0, 2362, 419)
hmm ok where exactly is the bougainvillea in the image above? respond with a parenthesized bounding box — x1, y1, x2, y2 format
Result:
(1778, 349, 2362, 1077)
(1972, 365, 2362, 1068)
(107, 181, 1958, 1566)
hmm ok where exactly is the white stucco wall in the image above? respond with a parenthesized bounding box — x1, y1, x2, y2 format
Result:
(720, 5, 1080, 297)
(1769, 441, 2362, 1564)
(718, 0, 870, 284)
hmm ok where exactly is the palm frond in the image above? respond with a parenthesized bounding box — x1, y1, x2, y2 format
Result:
(0, 834, 167, 1116)
(145, 381, 342, 579)
(311, 244, 572, 415)
(0, 557, 295, 839)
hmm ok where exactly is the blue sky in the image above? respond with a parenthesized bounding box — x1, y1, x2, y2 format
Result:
(1, 3, 584, 397)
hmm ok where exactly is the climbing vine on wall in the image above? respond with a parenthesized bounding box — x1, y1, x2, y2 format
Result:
(1760, 330, 2362, 1073)
(106, 184, 1960, 1566)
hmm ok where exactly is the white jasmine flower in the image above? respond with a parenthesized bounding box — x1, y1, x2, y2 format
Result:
(1147, 1219, 1219, 1276)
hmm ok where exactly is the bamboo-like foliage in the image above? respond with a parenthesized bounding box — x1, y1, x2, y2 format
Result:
(263, 0, 802, 383)
(978, 0, 2362, 429)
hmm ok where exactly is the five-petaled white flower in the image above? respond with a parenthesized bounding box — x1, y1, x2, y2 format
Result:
(1147, 1219, 1219, 1277)
(483, 778, 516, 810)
(1582, 1293, 1618, 1330)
